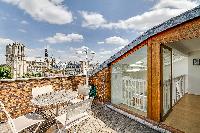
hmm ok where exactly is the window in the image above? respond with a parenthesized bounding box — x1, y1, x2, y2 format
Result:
(111, 45, 147, 116)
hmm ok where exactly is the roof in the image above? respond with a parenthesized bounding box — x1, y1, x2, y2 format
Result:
(91, 5, 200, 76)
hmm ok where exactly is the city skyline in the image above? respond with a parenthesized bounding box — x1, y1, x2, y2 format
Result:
(0, 0, 199, 64)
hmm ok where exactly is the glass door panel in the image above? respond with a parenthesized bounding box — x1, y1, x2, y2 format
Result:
(161, 45, 172, 117)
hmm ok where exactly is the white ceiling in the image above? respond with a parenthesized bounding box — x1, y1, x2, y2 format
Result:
(167, 38, 200, 55)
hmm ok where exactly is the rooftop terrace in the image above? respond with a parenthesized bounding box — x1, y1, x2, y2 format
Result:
(0, 104, 159, 133)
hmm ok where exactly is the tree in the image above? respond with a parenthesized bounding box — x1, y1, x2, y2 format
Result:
(0, 66, 12, 79)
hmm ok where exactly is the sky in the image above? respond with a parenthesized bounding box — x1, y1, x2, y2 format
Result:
(0, 0, 199, 64)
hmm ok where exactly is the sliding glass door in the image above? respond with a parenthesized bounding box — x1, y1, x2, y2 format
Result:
(161, 45, 172, 119)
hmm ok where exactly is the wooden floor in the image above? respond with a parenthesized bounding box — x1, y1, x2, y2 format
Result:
(163, 94, 200, 133)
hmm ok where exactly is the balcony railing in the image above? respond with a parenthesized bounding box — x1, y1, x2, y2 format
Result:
(173, 75, 186, 105)
(122, 77, 147, 112)
(163, 75, 186, 113)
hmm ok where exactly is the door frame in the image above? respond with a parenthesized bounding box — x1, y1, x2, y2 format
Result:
(160, 44, 173, 121)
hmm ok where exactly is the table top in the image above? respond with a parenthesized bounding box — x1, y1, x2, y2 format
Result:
(31, 90, 77, 107)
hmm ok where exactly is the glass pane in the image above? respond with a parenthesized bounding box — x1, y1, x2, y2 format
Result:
(162, 47, 172, 115)
(111, 45, 147, 116)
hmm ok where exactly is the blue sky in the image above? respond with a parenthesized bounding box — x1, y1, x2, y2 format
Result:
(0, 0, 199, 64)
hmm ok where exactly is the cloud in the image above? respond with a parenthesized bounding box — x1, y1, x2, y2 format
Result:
(18, 29, 27, 33)
(74, 46, 92, 54)
(1, 0, 73, 24)
(97, 41, 104, 44)
(99, 50, 112, 55)
(57, 50, 65, 53)
(113, 46, 124, 53)
(25, 47, 44, 57)
(51, 0, 64, 5)
(80, 0, 199, 31)
(99, 36, 129, 45)
(0, 37, 14, 45)
(44, 33, 84, 44)
(0, 37, 15, 64)
(69, 46, 102, 63)
(96, 45, 125, 63)
(79, 11, 107, 29)
(21, 20, 29, 24)
(25, 44, 121, 64)
(25, 46, 77, 64)
(152, 0, 198, 10)
(1, 16, 7, 20)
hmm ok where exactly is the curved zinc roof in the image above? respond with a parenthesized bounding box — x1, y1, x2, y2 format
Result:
(91, 5, 200, 76)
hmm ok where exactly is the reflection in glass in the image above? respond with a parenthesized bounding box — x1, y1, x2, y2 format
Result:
(162, 47, 172, 116)
(111, 46, 147, 116)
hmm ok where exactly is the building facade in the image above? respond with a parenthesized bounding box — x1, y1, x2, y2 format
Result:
(25, 57, 46, 74)
(5, 42, 26, 78)
(52, 61, 98, 76)
(65, 61, 82, 76)
(5, 43, 56, 78)
(53, 61, 83, 76)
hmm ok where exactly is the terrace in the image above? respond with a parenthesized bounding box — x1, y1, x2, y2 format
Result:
(1, 105, 159, 133)
(1, 6, 200, 133)
(0, 76, 160, 133)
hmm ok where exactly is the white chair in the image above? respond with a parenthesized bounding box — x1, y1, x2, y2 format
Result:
(77, 85, 90, 100)
(0, 101, 44, 133)
(65, 89, 78, 98)
(55, 98, 94, 132)
(69, 98, 82, 104)
(32, 85, 54, 98)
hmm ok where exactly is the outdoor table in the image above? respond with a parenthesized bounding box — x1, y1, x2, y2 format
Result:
(31, 90, 77, 117)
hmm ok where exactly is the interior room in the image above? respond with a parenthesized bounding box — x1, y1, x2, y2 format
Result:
(111, 45, 147, 116)
(163, 38, 200, 133)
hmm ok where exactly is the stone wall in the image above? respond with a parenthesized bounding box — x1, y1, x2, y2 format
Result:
(0, 76, 85, 122)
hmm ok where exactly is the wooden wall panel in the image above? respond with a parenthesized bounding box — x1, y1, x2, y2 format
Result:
(151, 42, 161, 121)
(147, 41, 152, 119)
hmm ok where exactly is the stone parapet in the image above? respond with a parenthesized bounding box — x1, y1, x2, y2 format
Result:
(0, 76, 85, 122)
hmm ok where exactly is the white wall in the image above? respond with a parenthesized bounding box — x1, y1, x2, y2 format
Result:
(188, 50, 200, 95)
(172, 58, 189, 93)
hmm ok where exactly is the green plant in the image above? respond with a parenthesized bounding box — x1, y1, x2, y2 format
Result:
(0, 66, 12, 79)
(35, 72, 42, 77)
(89, 84, 97, 98)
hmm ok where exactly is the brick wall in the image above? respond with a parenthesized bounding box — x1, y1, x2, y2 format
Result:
(0, 76, 85, 122)
(90, 67, 111, 103)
